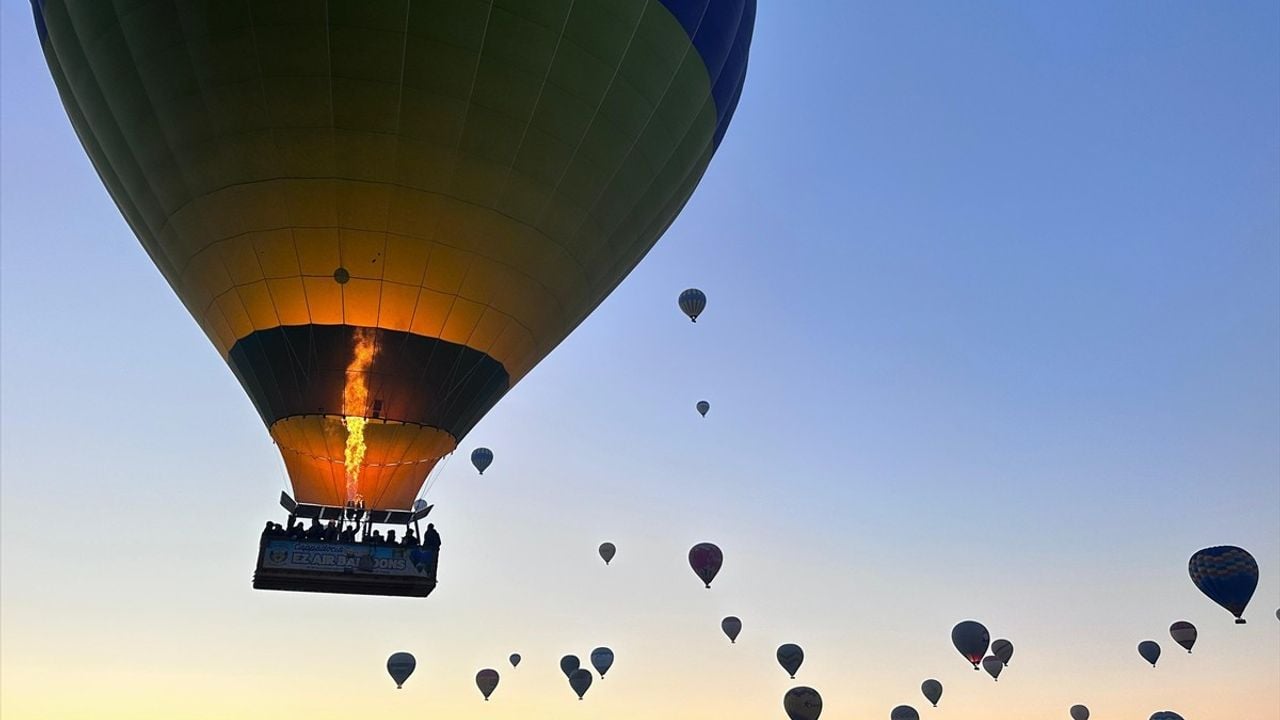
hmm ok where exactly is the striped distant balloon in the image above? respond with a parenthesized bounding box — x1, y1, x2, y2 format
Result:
(1070, 705, 1090, 720)
(1189, 545, 1259, 623)
(991, 638, 1014, 666)
(471, 447, 494, 475)
(1169, 621, 1197, 653)
(679, 288, 707, 322)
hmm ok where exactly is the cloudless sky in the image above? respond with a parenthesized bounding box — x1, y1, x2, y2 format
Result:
(3, 1, 1278, 718)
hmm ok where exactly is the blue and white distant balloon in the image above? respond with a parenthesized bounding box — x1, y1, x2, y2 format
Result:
(1189, 545, 1259, 623)
(590, 647, 614, 678)
(386, 652, 416, 689)
(679, 288, 707, 322)
(471, 447, 494, 475)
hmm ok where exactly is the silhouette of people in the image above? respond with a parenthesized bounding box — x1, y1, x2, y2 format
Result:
(423, 523, 441, 550)
(402, 527, 418, 547)
(386, 529, 397, 545)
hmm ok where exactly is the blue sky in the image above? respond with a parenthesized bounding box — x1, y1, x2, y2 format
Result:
(2, 2, 1278, 718)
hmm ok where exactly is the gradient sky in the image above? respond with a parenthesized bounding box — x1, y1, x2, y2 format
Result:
(3, 2, 1279, 718)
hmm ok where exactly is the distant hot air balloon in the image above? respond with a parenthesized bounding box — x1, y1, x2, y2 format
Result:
(386, 652, 416, 689)
(679, 289, 707, 323)
(1150, 713, 1184, 720)
(951, 621, 990, 669)
(590, 647, 615, 679)
(891, 706, 920, 720)
(783, 687, 823, 720)
(1070, 705, 1090, 720)
(921, 679, 943, 707)
(696, 400, 710, 417)
(776, 644, 805, 679)
(689, 543, 724, 588)
(471, 448, 494, 476)
(991, 638, 1014, 666)
(508, 653, 521, 668)
(1189, 545, 1259, 623)
(569, 668, 593, 700)
(1169, 621, 1197, 653)
(1138, 640, 1161, 667)
(982, 655, 1003, 681)
(599, 542, 617, 565)
(33, 1, 756, 559)
(722, 616, 743, 643)
(560, 655, 580, 679)
(475, 669, 499, 701)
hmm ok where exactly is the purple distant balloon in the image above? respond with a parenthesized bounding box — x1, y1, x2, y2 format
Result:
(689, 543, 724, 588)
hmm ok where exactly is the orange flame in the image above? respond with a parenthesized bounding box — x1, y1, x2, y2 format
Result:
(342, 329, 379, 503)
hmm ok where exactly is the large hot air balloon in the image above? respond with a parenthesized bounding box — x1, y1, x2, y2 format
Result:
(696, 400, 710, 417)
(722, 616, 743, 643)
(568, 668, 593, 700)
(982, 655, 1003, 681)
(1070, 705, 1090, 720)
(991, 638, 1013, 666)
(386, 652, 415, 689)
(34, 0, 756, 594)
(689, 542, 724, 588)
(508, 653, 521, 668)
(776, 643, 805, 678)
(890, 706, 920, 720)
(1138, 640, 1161, 667)
(560, 655, 580, 679)
(783, 687, 822, 720)
(475, 668, 499, 701)
(590, 647, 614, 678)
(599, 542, 617, 565)
(471, 448, 494, 475)
(951, 621, 990, 670)
(679, 288, 707, 322)
(1169, 621, 1197, 653)
(1189, 546, 1259, 623)
(921, 679, 943, 707)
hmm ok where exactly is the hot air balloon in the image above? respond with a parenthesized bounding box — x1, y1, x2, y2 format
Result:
(475, 669, 499, 701)
(696, 400, 710, 417)
(569, 668, 593, 700)
(1150, 713, 1184, 720)
(590, 647, 614, 678)
(951, 621, 990, 669)
(689, 542, 724, 588)
(1189, 545, 1259, 623)
(921, 679, 943, 707)
(991, 638, 1013, 666)
(471, 448, 494, 475)
(508, 653, 521, 668)
(679, 288, 707, 322)
(982, 655, 1003, 681)
(722, 616, 743, 643)
(599, 542, 617, 565)
(891, 706, 920, 720)
(1138, 640, 1161, 667)
(777, 643, 805, 678)
(34, 0, 756, 598)
(783, 687, 823, 720)
(1070, 705, 1090, 720)
(1169, 621, 1197, 653)
(560, 655, 580, 679)
(386, 652, 415, 689)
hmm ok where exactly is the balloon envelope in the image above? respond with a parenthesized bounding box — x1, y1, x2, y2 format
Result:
(1138, 640, 1161, 667)
(590, 647, 614, 678)
(471, 448, 494, 475)
(1189, 545, 1259, 623)
(599, 542, 616, 565)
(386, 652, 415, 689)
(33, 2, 755, 511)
(982, 655, 1003, 680)
(951, 620, 991, 669)
(991, 638, 1014, 666)
(679, 288, 708, 322)
(722, 616, 743, 643)
(1150, 713, 1185, 720)
(568, 668, 593, 700)
(1169, 621, 1197, 652)
(696, 400, 710, 417)
(508, 653, 521, 668)
(776, 643, 805, 678)
(559, 655, 580, 679)
(475, 669, 499, 700)
(689, 543, 724, 588)
(921, 679, 943, 707)
(891, 706, 920, 720)
(783, 686, 823, 720)
(1070, 704, 1090, 720)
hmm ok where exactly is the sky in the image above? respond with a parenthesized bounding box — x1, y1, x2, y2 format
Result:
(2, 1, 1279, 719)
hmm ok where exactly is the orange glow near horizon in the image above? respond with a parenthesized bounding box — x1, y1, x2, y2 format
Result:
(342, 329, 378, 503)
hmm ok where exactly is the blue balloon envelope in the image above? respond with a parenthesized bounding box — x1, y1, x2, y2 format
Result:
(1189, 545, 1259, 623)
